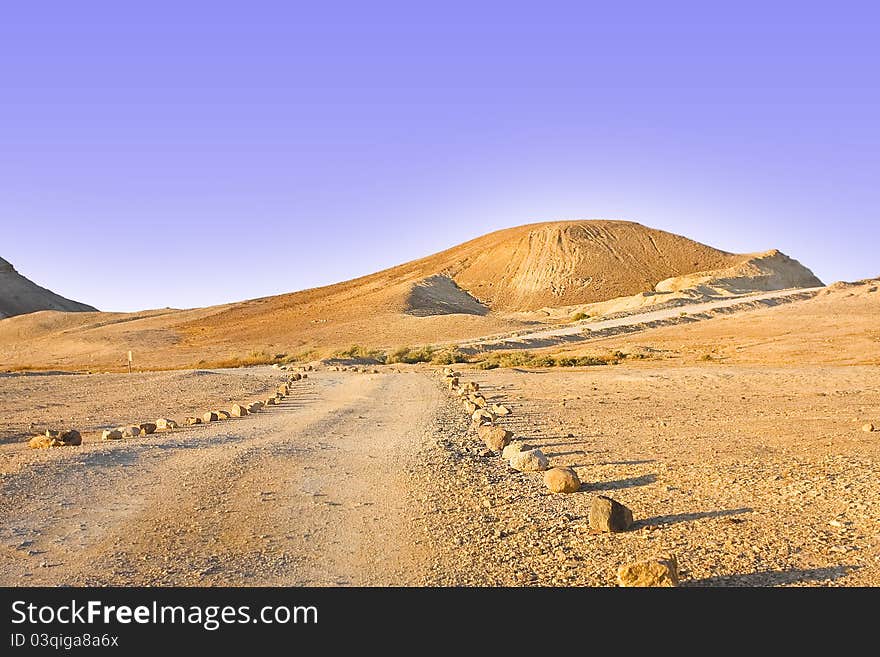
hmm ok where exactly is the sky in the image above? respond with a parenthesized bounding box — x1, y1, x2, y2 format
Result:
(1, 1, 878, 312)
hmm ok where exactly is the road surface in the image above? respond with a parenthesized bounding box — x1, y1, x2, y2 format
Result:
(0, 371, 442, 586)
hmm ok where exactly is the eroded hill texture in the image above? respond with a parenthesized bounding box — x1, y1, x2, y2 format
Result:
(0, 221, 823, 370)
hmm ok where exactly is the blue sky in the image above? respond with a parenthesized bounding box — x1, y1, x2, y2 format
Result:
(2, 2, 878, 311)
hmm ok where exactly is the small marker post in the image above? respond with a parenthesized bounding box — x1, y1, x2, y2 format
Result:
(128, 350, 133, 374)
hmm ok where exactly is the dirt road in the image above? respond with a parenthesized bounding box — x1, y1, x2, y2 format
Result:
(0, 371, 443, 586)
(461, 286, 823, 352)
(3, 356, 877, 587)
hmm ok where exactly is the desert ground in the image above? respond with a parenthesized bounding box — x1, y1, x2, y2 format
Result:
(1, 221, 876, 587)
(1, 276, 877, 587)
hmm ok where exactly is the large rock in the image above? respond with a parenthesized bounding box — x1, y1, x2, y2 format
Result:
(617, 555, 679, 587)
(231, 404, 248, 417)
(29, 428, 81, 448)
(216, 410, 232, 420)
(291, 372, 302, 381)
(470, 395, 488, 408)
(202, 411, 219, 423)
(28, 434, 55, 449)
(472, 409, 495, 425)
(119, 425, 141, 438)
(589, 495, 634, 532)
(184, 416, 202, 425)
(509, 448, 549, 472)
(464, 401, 478, 415)
(863, 423, 875, 433)
(544, 467, 581, 493)
(464, 381, 479, 392)
(139, 422, 157, 435)
(246, 402, 263, 413)
(266, 397, 278, 406)
(479, 426, 513, 451)
(502, 442, 532, 460)
(447, 377, 459, 390)
(59, 429, 82, 445)
(102, 428, 123, 440)
(156, 418, 178, 430)
(278, 385, 290, 395)
(490, 404, 511, 416)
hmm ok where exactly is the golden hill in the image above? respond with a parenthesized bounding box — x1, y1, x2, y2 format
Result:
(0, 220, 822, 370)
(550, 277, 880, 366)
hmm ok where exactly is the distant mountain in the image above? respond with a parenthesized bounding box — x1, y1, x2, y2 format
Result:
(0, 256, 96, 319)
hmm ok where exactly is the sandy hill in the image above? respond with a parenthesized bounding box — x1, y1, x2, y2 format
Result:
(0, 256, 96, 319)
(532, 248, 824, 321)
(552, 277, 880, 366)
(0, 221, 823, 370)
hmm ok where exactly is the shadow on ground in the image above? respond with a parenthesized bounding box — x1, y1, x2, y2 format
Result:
(584, 473, 658, 490)
(636, 507, 752, 527)
(685, 565, 855, 587)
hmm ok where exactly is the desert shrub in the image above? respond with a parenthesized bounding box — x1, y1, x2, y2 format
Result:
(557, 355, 609, 366)
(571, 312, 588, 322)
(473, 351, 557, 369)
(431, 347, 467, 365)
(334, 345, 387, 362)
(194, 350, 278, 369)
(281, 350, 317, 364)
(386, 345, 435, 364)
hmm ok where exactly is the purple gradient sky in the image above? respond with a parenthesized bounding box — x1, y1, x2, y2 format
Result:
(2, 2, 878, 312)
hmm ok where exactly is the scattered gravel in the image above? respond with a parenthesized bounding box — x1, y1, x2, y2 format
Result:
(0, 368, 282, 445)
(415, 364, 880, 586)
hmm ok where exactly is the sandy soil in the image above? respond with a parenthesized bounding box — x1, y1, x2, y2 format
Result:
(460, 286, 822, 353)
(1, 361, 878, 587)
(0, 370, 440, 585)
(1, 279, 877, 587)
(423, 364, 880, 586)
(0, 369, 284, 445)
(547, 277, 880, 366)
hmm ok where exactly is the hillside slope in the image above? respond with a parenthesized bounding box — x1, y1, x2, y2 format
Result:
(551, 277, 879, 366)
(0, 256, 96, 319)
(0, 221, 823, 370)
